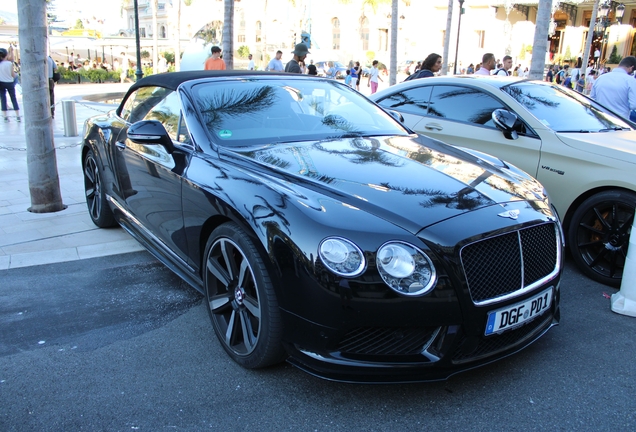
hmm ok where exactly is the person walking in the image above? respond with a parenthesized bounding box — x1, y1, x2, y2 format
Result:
(284, 43, 309, 73)
(493, 55, 512, 76)
(247, 54, 255, 70)
(367, 59, 383, 94)
(404, 53, 441, 81)
(204, 46, 226, 70)
(353, 61, 363, 91)
(475, 53, 495, 75)
(349, 62, 358, 86)
(0, 46, 20, 122)
(266, 50, 284, 72)
(119, 52, 129, 83)
(546, 65, 554, 82)
(47, 54, 58, 118)
(584, 69, 597, 95)
(590, 56, 636, 120)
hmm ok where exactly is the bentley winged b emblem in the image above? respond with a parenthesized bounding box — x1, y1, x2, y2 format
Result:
(498, 209, 520, 220)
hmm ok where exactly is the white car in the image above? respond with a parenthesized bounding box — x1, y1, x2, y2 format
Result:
(371, 76, 636, 286)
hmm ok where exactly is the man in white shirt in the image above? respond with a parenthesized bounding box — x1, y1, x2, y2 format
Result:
(494, 55, 512, 76)
(266, 51, 284, 71)
(367, 60, 383, 94)
(248, 54, 255, 70)
(590, 56, 636, 119)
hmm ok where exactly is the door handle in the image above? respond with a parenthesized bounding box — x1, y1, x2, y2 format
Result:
(115, 141, 126, 151)
(424, 123, 443, 131)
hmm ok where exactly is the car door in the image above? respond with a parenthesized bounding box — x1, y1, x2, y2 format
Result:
(380, 84, 543, 178)
(114, 87, 192, 263)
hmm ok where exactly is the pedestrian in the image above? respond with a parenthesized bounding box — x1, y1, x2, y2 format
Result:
(494, 55, 512, 76)
(0, 46, 20, 122)
(307, 64, 317, 76)
(119, 52, 129, 83)
(350, 61, 358, 85)
(344, 69, 352, 87)
(590, 56, 636, 119)
(266, 50, 284, 72)
(404, 53, 441, 81)
(570, 57, 582, 89)
(594, 47, 600, 67)
(554, 65, 565, 85)
(367, 59, 383, 94)
(466, 63, 474, 74)
(324, 61, 336, 79)
(584, 69, 597, 95)
(353, 61, 363, 91)
(546, 65, 554, 82)
(47, 54, 59, 118)
(157, 53, 168, 73)
(284, 43, 309, 73)
(474, 53, 495, 75)
(204, 46, 226, 70)
(247, 54, 255, 70)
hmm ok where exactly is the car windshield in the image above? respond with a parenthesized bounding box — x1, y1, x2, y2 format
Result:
(191, 78, 409, 146)
(502, 82, 632, 133)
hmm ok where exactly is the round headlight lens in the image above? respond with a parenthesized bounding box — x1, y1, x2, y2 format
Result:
(377, 242, 437, 296)
(319, 237, 365, 277)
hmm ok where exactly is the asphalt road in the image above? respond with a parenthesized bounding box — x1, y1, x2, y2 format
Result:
(1, 251, 635, 431)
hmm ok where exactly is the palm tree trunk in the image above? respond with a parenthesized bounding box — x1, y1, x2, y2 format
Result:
(389, 0, 398, 85)
(17, 0, 65, 213)
(174, 0, 181, 71)
(582, 0, 600, 77)
(441, 0, 453, 75)
(528, 0, 552, 80)
(152, 0, 159, 74)
(223, 0, 235, 70)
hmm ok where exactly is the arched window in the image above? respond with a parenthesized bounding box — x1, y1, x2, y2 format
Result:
(160, 25, 166, 38)
(332, 18, 340, 50)
(256, 21, 262, 43)
(360, 17, 369, 51)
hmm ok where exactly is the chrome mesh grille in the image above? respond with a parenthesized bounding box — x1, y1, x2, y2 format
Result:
(460, 223, 558, 304)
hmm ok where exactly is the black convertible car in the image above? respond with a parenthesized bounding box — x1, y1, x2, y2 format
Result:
(81, 71, 563, 383)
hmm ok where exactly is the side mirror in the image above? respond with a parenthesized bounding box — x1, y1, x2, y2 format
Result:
(127, 120, 175, 154)
(492, 109, 519, 140)
(386, 109, 405, 123)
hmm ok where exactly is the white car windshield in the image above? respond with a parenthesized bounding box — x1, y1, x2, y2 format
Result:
(502, 82, 633, 133)
(191, 78, 409, 146)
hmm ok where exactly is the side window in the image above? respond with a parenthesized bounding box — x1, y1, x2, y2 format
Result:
(141, 91, 191, 144)
(128, 86, 172, 124)
(376, 86, 432, 117)
(119, 91, 136, 122)
(429, 85, 505, 128)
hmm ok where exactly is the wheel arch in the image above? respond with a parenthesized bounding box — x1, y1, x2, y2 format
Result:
(562, 185, 636, 232)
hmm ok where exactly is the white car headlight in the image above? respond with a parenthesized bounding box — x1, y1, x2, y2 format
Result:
(377, 242, 437, 296)
(319, 237, 366, 277)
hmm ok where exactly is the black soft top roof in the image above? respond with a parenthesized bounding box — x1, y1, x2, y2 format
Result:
(128, 70, 292, 92)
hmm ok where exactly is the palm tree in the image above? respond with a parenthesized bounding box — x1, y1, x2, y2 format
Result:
(528, 0, 552, 80)
(441, 0, 453, 76)
(582, 0, 600, 77)
(223, 0, 235, 69)
(17, 0, 65, 213)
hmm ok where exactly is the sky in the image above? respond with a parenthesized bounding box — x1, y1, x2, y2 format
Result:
(3, 0, 125, 33)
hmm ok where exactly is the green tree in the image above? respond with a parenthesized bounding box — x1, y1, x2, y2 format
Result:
(74, 18, 84, 29)
(608, 45, 622, 64)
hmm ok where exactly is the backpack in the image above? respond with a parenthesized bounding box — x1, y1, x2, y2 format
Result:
(555, 70, 563, 84)
(563, 76, 572, 88)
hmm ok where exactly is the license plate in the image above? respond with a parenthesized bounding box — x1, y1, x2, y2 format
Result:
(484, 287, 553, 336)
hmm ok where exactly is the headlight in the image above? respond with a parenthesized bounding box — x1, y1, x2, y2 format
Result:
(377, 242, 436, 296)
(319, 237, 366, 277)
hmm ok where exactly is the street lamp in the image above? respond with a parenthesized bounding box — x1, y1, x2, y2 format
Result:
(453, 0, 465, 75)
(597, 0, 611, 65)
(616, 3, 626, 24)
(133, 0, 144, 81)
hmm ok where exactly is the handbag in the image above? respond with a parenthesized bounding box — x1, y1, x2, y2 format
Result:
(53, 71, 61, 82)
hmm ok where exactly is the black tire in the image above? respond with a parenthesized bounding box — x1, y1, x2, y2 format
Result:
(203, 223, 286, 368)
(568, 190, 636, 287)
(83, 150, 117, 228)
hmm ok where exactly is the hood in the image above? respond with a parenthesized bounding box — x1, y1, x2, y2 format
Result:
(556, 130, 636, 164)
(229, 135, 547, 233)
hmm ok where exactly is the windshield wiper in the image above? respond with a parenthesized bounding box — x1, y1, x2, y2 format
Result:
(557, 130, 591, 133)
(598, 127, 631, 132)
